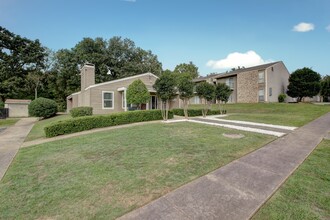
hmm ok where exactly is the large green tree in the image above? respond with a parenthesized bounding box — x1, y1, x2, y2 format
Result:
(196, 82, 215, 117)
(0, 26, 47, 101)
(320, 75, 330, 101)
(174, 62, 199, 79)
(215, 83, 232, 114)
(287, 68, 321, 102)
(153, 72, 177, 120)
(177, 73, 194, 118)
(126, 79, 150, 109)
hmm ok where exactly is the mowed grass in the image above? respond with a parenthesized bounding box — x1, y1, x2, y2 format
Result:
(253, 139, 330, 220)
(0, 118, 19, 128)
(191, 103, 330, 126)
(25, 114, 71, 141)
(0, 122, 274, 219)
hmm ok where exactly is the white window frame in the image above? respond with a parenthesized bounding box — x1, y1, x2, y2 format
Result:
(102, 91, 114, 109)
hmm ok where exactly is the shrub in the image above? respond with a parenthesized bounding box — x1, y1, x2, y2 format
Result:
(278, 93, 287, 103)
(28, 97, 58, 118)
(172, 108, 220, 117)
(0, 101, 4, 108)
(45, 110, 173, 137)
(70, 107, 93, 118)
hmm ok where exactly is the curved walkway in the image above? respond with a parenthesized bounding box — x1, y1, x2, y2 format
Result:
(118, 112, 330, 220)
(0, 117, 37, 181)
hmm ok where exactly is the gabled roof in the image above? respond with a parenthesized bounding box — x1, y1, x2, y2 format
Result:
(193, 61, 281, 82)
(214, 61, 281, 79)
(85, 72, 159, 90)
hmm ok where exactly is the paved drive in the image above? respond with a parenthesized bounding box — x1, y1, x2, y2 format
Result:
(118, 113, 330, 220)
(0, 118, 37, 181)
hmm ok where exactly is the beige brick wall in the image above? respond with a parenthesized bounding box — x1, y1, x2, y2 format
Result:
(237, 70, 258, 103)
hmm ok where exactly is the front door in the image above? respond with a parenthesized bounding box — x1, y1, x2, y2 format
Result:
(150, 96, 158, 109)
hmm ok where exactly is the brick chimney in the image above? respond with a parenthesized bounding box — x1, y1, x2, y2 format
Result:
(80, 63, 95, 90)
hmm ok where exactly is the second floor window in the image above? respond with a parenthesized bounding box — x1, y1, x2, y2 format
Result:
(258, 71, 265, 83)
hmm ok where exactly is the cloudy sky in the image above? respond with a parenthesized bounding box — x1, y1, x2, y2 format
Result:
(1, 0, 329, 76)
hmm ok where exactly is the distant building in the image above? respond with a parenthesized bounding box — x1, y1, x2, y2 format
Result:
(192, 61, 290, 103)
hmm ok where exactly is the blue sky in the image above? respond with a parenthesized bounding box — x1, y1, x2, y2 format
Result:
(1, 0, 329, 76)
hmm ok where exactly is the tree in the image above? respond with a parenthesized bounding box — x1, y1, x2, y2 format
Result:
(153, 72, 177, 120)
(215, 83, 232, 114)
(174, 62, 199, 79)
(0, 26, 47, 101)
(126, 79, 150, 109)
(320, 75, 330, 102)
(177, 73, 194, 119)
(48, 49, 80, 110)
(196, 82, 215, 117)
(287, 67, 321, 102)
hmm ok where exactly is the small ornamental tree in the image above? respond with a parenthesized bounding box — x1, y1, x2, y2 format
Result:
(177, 73, 194, 119)
(126, 79, 150, 109)
(196, 82, 215, 117)
(153, 72, 177, 120)
(215, 83, 232, 114)
(320, 75, 330, 102)
(287, 67, 321, 102)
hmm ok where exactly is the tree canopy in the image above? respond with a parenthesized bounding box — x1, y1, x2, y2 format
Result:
(215, 83, 232, 114)
(196, 82, 215, 117)
(320, 75, 330, 101)
(174, 62, 199, 79)
(126, 79, 150, 109)
(0, 26, 47, 101)
(153, 72, 177, 120)
(287, 67, 321, 102)
(177, 73, 194, 118)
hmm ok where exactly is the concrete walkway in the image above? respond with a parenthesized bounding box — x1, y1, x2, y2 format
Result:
(118, 112, 330, 220)
(0, 118, 37, 181)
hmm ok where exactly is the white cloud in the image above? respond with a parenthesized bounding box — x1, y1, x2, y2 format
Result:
(292, 22, 314, 32)
(206, 51, 270, 70)
(326, 25, 330, 32)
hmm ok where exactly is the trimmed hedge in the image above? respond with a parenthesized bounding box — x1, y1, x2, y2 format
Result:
(70, 107, 93, 118)
(45, 110, 173, 138)
(28, 97, 58, 118)
(172, 108, 221, 117)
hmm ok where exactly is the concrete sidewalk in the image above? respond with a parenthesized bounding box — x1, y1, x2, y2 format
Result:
(0, 118, 37, 181)
(118, 112, 330, 220)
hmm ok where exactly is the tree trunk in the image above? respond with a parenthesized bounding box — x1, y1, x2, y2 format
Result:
(183, 99, 188, 119)
(218, 101, 222, 114)
(165, 99, 169, 121)
(161, 101, 166, 120)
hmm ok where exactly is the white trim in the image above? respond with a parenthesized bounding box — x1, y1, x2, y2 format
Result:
(102, 91, 114, 109)
(85, 72, 159, 90)
(117, 87, 126, 92)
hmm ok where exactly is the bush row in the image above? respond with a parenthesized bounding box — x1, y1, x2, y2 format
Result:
(172, 108, 221, 117)
(45, 110, 173, 138)
(70, 106, 93, 118)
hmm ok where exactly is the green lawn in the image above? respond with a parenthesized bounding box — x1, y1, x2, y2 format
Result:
(25, 114, 71, 141)
(0, 118, 19, 128)
(253, 139, 330, 219)
(191, 103, 330, 126)
(0, 122, 274, 219)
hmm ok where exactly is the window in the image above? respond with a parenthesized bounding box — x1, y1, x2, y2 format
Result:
(103, 91, 114, 109)
(259, 88, 265, 102)
(258, 71, 265, 83)
(226, 77, 234, 89)
(269, 87, 272, 96)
